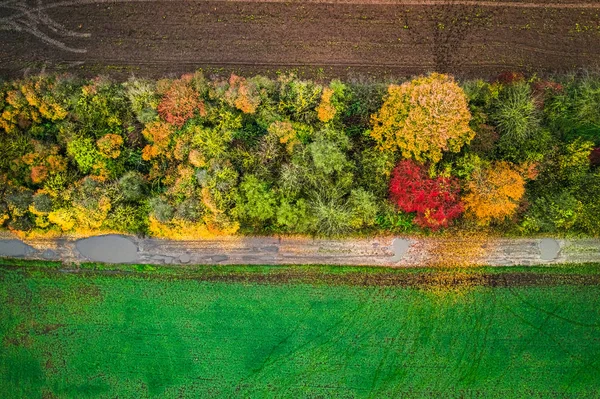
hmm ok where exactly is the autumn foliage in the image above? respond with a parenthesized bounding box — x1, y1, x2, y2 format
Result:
(224, 74, 260, 114)
(157, 75, 206, 127)
(141, 121, 175, 161)
(463, 161, 526, 225)
(370, 73, 474, 163)
(389, 160, 463, 230)
(316, 88, 336, 122)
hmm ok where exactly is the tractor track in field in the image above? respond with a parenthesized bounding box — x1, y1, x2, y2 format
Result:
(2, 262, 600, 288)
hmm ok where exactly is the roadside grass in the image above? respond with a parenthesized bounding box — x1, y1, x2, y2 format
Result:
(1, 261, 600, 398)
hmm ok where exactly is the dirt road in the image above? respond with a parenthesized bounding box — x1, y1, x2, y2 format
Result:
(2, 233, 600, 266)
(2, 0, 600, 80)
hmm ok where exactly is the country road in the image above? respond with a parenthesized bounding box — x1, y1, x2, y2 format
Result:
(2, 233, 600, 266)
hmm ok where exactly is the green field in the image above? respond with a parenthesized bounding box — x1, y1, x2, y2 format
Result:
(1, 262, 600, 398)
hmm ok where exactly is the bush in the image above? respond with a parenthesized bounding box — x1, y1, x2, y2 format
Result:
(123, 77, 160, 124)
(370, 73, 474, 163)
(308, 139, 348, 175)
(278, 74, 322, 123)
(31, 193, 53, 214)
(463, 161, 525, 225)
(118, 171, 146, 202)
(103, 204, 148, 234)
(374, 203, 416, 233)
(389, 160, 463, 230)
(521, 190, 582, 233)
(348, 188, 379, 229)
(74, 77, 132, 138)
(149, 197, 174, 223)
(342, 82, 386, 136)
(224, 74, 260, 114)
(66, 136, 102, 175)
(316, 80, 347, 123)
(492, 81, 540, 142)
(96, 133, 123, 159)
(70, 177, 112, 230)
(234, 175, 277, 227)
(5, 188, 33, 217)
(157, 75, 205, 127)
(311, 196, 353, 236)
(175, 197, 205, 222)
(575, 172, 600, 236)
(276, 197, 315, 233)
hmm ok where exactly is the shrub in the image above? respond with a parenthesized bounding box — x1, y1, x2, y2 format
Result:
(74, 77, 132, 138)
(575, 171, 600, 236)
(558, 138, 594, 186)
(31, 193, 53, 214)
(141, 121, 175, 161)
(5, 188, 33, 217)
(67, 136, 102, 174)
(308, 139, 348, 175)
(469, 123, 499, 158)
(123, 77, 160, 124)
(342, 82, 386, 136)
(96, 133, 123, 159)
(276, 197, 314, 233)
(462, 161, 526, 225)
(103, 204, 148, 234)
(278, 74, 322, 123)
(266, 121, 300, 154)
(492, 82, 539, 141)
(370, 73, 474, 163)
(348, 188, 379, 229)
(71, 177, 112, 230)
(389, 160, 463, 230)
(357, 147, 397, 199)
(573, 76, 600, 143)
(149, 197, 174, 223)
(310, 196, 353, 236)
(224, 74, 260, 114)
(157, 75, 205, 127)
(374, 203, 416, 233)
(175, 197, 205, 222)
(0, 76, 68, 134)
(521, 190, 582, 233)
(118, 171, 146, 202)
(495, 127, 554, 163)
(235, 175, 277, 227)
(316, 80, 347, 123)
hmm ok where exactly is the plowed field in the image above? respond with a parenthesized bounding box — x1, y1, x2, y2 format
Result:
(2, 0, 600, 79)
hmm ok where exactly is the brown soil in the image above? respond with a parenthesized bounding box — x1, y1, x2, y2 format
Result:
(2, 0, 600, 80)
(4, 264, 597, 287)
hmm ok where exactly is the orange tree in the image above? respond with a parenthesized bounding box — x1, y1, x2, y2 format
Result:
(370, 73, 474, 163)
(462, 161, 526, 225)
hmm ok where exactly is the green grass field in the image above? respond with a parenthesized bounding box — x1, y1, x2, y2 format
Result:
(1, 262, 600, 398)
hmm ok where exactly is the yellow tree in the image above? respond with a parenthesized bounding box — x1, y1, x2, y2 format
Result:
(463, 161, 526, 225)
(370, 73, 474, 163)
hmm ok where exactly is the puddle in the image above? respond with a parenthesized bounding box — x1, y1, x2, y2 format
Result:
(539, 238, 560, 261)
(391, 238, 411, 262)
(0, 239, 35, 257)
(76, 235, 138, 264)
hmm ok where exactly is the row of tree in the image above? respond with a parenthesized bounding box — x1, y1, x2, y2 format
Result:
(1, 71, 599, 238)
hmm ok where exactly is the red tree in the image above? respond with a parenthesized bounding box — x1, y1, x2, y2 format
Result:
(389, 160, 463, 230)
(589, 147, 600, 167)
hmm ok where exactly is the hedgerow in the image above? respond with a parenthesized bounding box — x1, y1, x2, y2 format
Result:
(1, 70, 600, 238)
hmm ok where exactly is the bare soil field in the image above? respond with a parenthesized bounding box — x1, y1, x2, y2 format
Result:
(2, 0, 600, 79)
